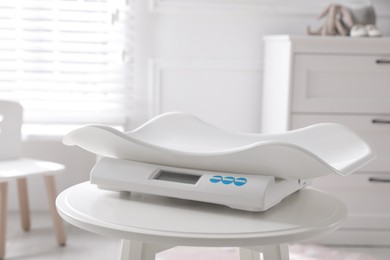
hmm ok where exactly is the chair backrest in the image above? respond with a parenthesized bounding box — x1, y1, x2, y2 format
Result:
(0, 100, 23, 160)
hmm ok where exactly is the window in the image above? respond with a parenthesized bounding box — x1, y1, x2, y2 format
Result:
(0, 0, 134, 135)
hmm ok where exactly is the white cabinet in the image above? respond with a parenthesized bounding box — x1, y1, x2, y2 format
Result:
(293, 55, 390, 114)
(261, 35, 390, 245)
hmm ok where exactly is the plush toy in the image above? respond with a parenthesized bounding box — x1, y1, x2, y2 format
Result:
(307, 3, 381, 37)
(307, 4, 354, 36)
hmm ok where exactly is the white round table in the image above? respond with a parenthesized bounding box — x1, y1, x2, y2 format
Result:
(56, 182, 347, 260)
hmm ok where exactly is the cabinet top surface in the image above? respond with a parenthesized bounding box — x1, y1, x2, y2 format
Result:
(264, 34, 390, 42)
(263, 35, 390, 53)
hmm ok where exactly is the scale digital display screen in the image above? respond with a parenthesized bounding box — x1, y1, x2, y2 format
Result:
(153, 170, 201, 185)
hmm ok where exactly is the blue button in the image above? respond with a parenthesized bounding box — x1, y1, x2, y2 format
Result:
(209, 175, 223, 183)
(221, 176, 235, 185)
(234, 177, 247, 186)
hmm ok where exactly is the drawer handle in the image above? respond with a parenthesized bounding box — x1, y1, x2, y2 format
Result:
(376, 59, 390, 64)
(372, 119, 390, 124)
(369, 177, 390, 183)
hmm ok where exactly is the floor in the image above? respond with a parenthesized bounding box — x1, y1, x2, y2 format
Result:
(3, 212, 390, 260)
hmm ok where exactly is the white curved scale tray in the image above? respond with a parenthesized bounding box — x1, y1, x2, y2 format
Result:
(63, 112, 375, 179)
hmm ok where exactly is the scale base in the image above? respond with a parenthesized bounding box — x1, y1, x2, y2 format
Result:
(90, 158, 311, 212)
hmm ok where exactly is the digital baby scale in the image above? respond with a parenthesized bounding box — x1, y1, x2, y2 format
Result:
(63, 112, 375, 212)
(90, 157, 310, 211)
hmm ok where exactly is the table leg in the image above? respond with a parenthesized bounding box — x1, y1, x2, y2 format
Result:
(120, 240, 172, 260)
(121, 240, 142, 260)
(262, 244, 289, 260)
(239, 247, 261, 260)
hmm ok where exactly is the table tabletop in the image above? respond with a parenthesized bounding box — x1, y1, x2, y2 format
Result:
(56, 182, 347, 247)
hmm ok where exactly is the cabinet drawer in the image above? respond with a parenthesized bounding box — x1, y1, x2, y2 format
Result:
(292, 55, 390, 114)
(311, 173, 390, 229)
(291, 114, 390, 172)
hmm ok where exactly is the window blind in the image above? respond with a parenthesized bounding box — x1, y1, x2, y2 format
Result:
(0, 0, 133, 128)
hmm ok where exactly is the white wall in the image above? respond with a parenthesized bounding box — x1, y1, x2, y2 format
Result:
(13, 0, 390, 211)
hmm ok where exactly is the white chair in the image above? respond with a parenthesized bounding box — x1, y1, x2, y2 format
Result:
(0, 100, 66, 259)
